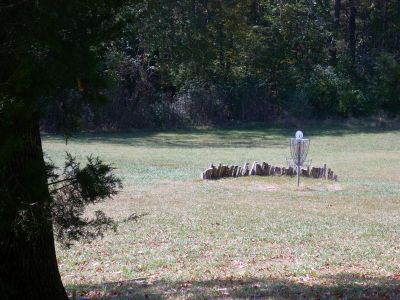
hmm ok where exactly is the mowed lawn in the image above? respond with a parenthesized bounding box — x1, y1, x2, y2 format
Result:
(42, 123, 400, 299)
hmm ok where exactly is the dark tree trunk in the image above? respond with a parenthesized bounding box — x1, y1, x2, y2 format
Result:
(0, 107, 67, 299)
(334, 0, 341, 24)
(250, 0, 260, 25)
(191, 0, 196, 18)
(202, 0, 209, 25)
(218, 24, 225, 68)
(329, 47, 337, 66)
(381, 0, 387, 48)
(330, 0, 341, 66)
(349, 5, 356, 64)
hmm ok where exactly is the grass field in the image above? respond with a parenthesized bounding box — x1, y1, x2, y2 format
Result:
(42, 122, 400, 299)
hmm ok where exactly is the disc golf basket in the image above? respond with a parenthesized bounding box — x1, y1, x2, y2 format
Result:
(285, 157, 312, 169)
(289, 130, 310, 187)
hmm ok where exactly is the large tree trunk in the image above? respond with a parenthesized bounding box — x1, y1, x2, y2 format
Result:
(0, 108, 67, 299)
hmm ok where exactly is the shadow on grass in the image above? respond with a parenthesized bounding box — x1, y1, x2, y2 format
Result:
(43, 120, 400, 149)
(67, 273, 400, 299)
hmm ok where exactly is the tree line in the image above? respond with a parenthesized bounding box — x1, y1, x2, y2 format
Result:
(43, 0, 400, 130)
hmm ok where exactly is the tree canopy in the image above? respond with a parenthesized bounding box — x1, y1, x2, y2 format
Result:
(47, 0, 399, 130)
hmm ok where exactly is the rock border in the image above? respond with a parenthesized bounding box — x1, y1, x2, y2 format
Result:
(201, 162, 337, 181)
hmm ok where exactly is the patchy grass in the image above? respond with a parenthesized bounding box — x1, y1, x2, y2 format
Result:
(42, 123, 400, 299)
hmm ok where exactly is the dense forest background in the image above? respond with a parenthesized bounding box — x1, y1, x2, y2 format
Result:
(42, 0, 400, 130)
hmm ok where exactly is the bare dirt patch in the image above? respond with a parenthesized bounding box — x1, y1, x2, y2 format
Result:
(254, 183, 280, 192)
(305, 183, 344, 192)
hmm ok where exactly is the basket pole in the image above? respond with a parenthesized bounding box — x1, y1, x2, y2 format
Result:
(297, 140, 301, 187)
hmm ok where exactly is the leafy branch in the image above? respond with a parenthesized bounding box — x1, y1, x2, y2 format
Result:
(46, 153, 122, 247)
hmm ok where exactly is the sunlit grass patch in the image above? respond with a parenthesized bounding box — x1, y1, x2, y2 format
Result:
(43, 123, 400, 299)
